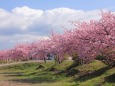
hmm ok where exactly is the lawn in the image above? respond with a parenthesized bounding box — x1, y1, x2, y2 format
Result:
(0, 60, 114, 86)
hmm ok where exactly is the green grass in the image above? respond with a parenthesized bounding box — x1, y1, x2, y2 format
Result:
(0, 60, 114, 86)
(74, 60, 115, 86)
(0, 61, 75, 86)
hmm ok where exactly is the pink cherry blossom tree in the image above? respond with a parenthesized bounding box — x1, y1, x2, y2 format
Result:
(0, 11, 115, 66)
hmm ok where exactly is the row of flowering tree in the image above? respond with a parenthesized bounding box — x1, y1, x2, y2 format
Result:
(0, 11, 115, 66)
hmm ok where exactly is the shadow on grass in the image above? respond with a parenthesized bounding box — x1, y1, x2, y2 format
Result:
(45, 64, 56, 71)
(66, 68, 79, 76)
(0, 72, 25, 78)
(8, 71, 64, 84)
(74, 66, 112, 82)
(10, 76, 56, 84)
(0, 72, 24, 75)
(66, 62, 79, 71)
(105, 73, 115, 83)
(57, 62, 79, 76)
(35, 65, 44, 70)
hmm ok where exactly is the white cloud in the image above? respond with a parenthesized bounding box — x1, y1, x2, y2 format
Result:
(9, 34, 48, 43)
(0, 6, 103, 50)
(0, 34, 49, 50)
(12, 6, 43, 30)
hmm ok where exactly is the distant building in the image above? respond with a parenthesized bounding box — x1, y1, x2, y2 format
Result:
(67, 57, 72, 60)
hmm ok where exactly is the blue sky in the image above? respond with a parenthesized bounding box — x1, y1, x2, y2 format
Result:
(0, 0, 115, 11)
(0, 0, 115, 50)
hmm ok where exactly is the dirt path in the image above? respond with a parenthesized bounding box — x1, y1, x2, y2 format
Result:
(0, 81, 31, 86)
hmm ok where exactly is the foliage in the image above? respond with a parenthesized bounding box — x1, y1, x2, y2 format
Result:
(0, 11, 115, 66)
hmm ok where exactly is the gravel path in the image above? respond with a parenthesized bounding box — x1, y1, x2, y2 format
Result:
(0, 81, 31, 86)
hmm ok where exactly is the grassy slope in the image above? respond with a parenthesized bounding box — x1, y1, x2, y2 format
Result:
(0, 60, 114, 86)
